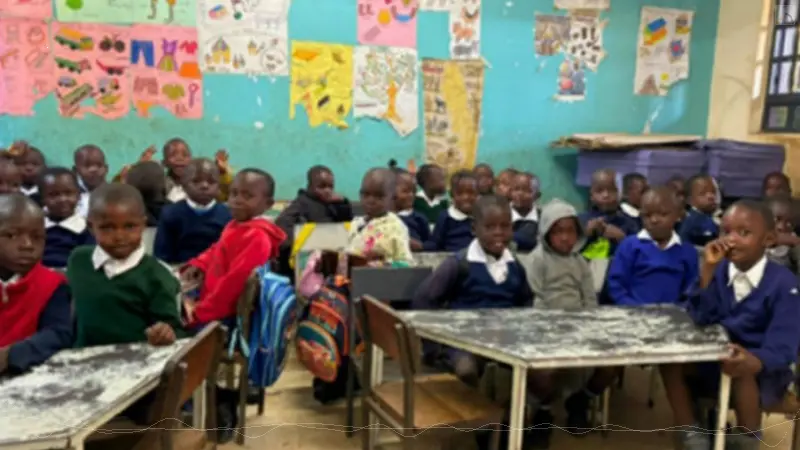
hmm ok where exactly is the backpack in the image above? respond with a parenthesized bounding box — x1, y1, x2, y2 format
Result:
(229, 264, 298, 389)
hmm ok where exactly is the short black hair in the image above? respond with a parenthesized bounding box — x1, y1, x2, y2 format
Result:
(450, 169, 476, 191)
(0, 192, 43, 223)
(667, 175, 685, 184)
(622, 173, 646, 191)
(162, 137, 189, 155)
(387, 159, 408, 174)
(728, 199, 775, 231)
(363, 167, 396, 195)
(37, 167, 79, 193)
(126, 161, 166, 201)
(685, 174, 713, 198)
(88, 182, 146, 218)
(16, 146, 45, 164)
(307, 165, 332, 186)
(183, 158, 219, 182)
(238, 168, 275, 197)
(515, 171, 541, 191)
(474, 163, 493, 173)
(416, 163, 442, 188)
(591, 168, 616, 185)
(473, 194, 511, 223)
(762, 171, 790, 190)
(73, 144, 104, 164)
(642, 185, 680, 209)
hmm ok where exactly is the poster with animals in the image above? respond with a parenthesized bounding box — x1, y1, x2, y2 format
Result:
(449, 0, 480, 59)
(633, 7, 693, 96)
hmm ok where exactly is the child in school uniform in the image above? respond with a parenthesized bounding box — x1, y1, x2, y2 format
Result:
(72, 144, 108, 217)
(125, 161, 170, 226)
(667, 175, 688, 231)
(606, 187, 698, 306)
(661, 200, 800, 450)
(0, 159, 22, 194)
(762, 171, 792, 199)
(580, 169, 639, 258)
(39, 168, 95, 268)
(154, 158, 232, 264)
(413, 163, 449, 223)
(390, 162, 430, 251)
(620, 172, 648, 227)
(678, 174, 720, 247)
(765, 196, 800, 274)
(13, 146, 45, 205)
(425, 170, 479, 252)
(0, 194, 73, 375)
(510, 171, 541, 252)
(473, 162, 495, 196)
(494, 168, 518, 200)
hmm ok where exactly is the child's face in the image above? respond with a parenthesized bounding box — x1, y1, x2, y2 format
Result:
(720, 205, 774, 269)
(184, 162, 220, 206)
(0, 163, 22, 195)
(626, 179, 648, 208)
(89, 203, 146, 260)
(452, 178, 479, 215)
(394, 173, 415, 211)
(589, 173, 619, 212)
(0, 211, 45, 275)
(764, 174, 791, 198)
(640, 192, 678, 243)
(474, 206, 512, 258)
(309, 170, 335, 203)
(41, 174, 80, 220)
(771, 202, 794, 235)
(689, 178, 718, 214)
(669, 179, 686, 205)
(15, 150, 44, 186)
(360, 173, 391, 218)
(495, 172, 513, 198)
(511, 174, 538, 214)
(74, 148, 108, 190)
(547, 217, 579, 255)
(474, 166, 494, 195)
(163, 141, 191, 179)
(228, 173, 273, 222)
(424, 167, 446, 197)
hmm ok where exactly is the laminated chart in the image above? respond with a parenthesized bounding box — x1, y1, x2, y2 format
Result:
(54, 0, 196, 27)
(290, 41, 352, 129)
(0, 17, 54, 115)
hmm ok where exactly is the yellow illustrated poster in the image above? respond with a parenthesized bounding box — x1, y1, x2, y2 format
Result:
(421, 58, 484, 174)
(290, 41, 353, 128)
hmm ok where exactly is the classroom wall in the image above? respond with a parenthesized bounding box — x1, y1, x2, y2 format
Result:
(0, 0, 720, 203)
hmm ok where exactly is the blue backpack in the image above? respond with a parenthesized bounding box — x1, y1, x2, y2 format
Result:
(229, 265, 298, 389)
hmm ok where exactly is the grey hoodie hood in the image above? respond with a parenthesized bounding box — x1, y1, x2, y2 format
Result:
(537, 199, 586, 254)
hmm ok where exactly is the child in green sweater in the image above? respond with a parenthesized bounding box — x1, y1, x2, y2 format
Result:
(413, 163, 449, 223)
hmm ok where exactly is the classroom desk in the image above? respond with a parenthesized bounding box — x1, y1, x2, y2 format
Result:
(0, 339, 196, 450)
(393, 306, 730, 450)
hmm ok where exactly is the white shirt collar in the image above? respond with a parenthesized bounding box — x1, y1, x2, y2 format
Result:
(728, 256, 768, 289)
(77, 192, 90, 218)
(620, 202, 639, 218)
(465, 239, 514, 264)
(45, 214, 87, 234)
(512, 207, 538, 223)
(186, 198, 216, 211)
(92, 245, 146, 279)
(447, 205, 468, 221)
(77, 176, 89, 193)
(636, 229, 681, 250)
(416, 190, 446, 207)
(21, 185, 38, 196)
(397, 209, 413, 217)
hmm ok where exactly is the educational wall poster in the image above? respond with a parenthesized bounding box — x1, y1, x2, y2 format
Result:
(289, 41, 353, 129)
(534, 14, 570, 57)
(554, 0, 610, 10)
(565, 10, 606, 71)
(0, 17, 54, 116)
(129, 25, 202, 119)
(449, 0, 480, 59)
(357, 0, 418, 49)
(51, 23, 132, 119)
(555, 57, 586, 102)
(353, 46, 419, 137)
(421, 0, 454, 11)
(634, 7, 693, 96)
(422, 58, 483, 174)
(0, 0, 53, 19)
(54, 0, 196, 26)
(198, 0, 290, 76)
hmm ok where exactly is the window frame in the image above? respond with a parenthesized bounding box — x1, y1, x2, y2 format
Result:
(759, 0, 800, 133)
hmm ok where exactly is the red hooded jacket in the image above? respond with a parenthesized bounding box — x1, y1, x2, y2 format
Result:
(0, 263, 66, 347)
(188, 218, 286, 325)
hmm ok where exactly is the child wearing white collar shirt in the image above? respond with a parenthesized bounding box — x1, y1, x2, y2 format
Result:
(412, 163, 449, 224)
(72, 144, 108, 218)
(620, 172, 647, 228)
(511, 171, 541, 252)
(424, 170, 478, 252)
(39, 168, 94, 268)
(13, 145, 45, 206)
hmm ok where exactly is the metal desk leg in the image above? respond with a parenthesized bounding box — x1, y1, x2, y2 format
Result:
(508, 365, 527, 450)
(368, 346, 385, 445)
(193, 380, 207, 429)
(712, 373, 732, 450)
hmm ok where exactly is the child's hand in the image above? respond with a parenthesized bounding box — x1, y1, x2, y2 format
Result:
(703, 238, 731, 266)
(776, 233, 800, 247)
(215, 149, 230, 173)
(602, 224, 626, 241)
(145, 322, 176, 346)
(180, 265, 204, 288)
(140, 146, 156, 162)
(585, 218, 606, 235)
(409, 239, 423, 251)
(0, 346, 8, 373)
(182, 298, 197, 324)
(721, 344, 763, 377)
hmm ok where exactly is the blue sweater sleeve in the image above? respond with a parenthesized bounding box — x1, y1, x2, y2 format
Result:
(7, 283, 73, 373)
(752, 277, 800, 372)
(683, 265, 724, 326)
(412, 256, 459, 309)
(423, 213, 448, 251)
(154, 206, 178, 263)
(606, 238, 638, 306)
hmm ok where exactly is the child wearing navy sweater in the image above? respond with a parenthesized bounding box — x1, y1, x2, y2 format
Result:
(413, 164, 449, 224)
(425, 170, 478, 252)
(155, 158, 232, 264)
(390, 162, 429, 251)
(580, 169, 639, 259)
(765, 196, 800, 274)
(510, 171, 541, 252)
(473, 163, 494, 196)
(678, 175, 719, 247)
(607, 187, 698, 306)
(0, 159, 22, 195)
(73, 145, 108, 218)
(39, 168, 94, 268)
(661, 200, 800, 450)
(619, 172, 647, 228)
(0, 194, 73, 375)
(13, 146, 45, 206)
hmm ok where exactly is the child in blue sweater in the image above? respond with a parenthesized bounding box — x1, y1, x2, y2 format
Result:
(678, 174, 719, 247)
(619, 172, 647, 228)
(154, 158, 232, 264)
(510, 171, 540, 252)
(73, 144, 108, 218)
(579, 169, 639, 258)
(425, 170, 478, 252)
(390, 162, 429, 251)
(607, 186, 698, 306)
(661, 200, 800, 450)
(39, 168, 94, 268)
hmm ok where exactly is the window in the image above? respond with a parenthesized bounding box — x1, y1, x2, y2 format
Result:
(760, 0, 800, 132)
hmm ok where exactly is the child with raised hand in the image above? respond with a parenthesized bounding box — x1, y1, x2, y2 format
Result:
(494, 168, 518, 199)
(125, 161, 170, 226)
(154, 158, 232, 264)
(765, 196, 800, 274)
(473, 163, 494, 196)
(0, 194, 73, 375)
(620, 172, 648, 227)
(678, 174, 720, 247)
(0, 159, 22, 194)
(607, 187, 698, 306)
(510, 171, 541, 252)
(72, 144, 108, 217)
(425, 170, 479, 252)
(580, 169, 639, 258)
(347, 168, 414, 264)
(38, 168, 95, 268)
(13, 146, 45, 205)
(661, 200, 800, 450)
(413, 163, 448, 223)
(390, 161, 429, 251)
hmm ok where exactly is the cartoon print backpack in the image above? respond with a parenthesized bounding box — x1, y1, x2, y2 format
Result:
(228, 264, 298, 389)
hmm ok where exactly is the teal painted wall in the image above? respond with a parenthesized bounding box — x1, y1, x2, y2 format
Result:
(0, 0, 719, 204)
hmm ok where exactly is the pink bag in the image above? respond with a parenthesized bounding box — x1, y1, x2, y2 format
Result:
(297, 251, 324, 299)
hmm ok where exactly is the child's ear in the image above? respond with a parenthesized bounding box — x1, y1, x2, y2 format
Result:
(264, 197, 275, 211)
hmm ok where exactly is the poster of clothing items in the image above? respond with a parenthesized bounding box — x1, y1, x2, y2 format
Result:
(353, 46, 419, 136)
(421, 0, 455, 11)
(290, 41, 353, 129)
(634, 7, 693, 96)
(198, 0, 290, 76)
(534, 14, 570, 57)
(555, 57, 586, 102)
(565, 10, 606, 71)
(422, 58, 484, 173)
(0, 16, 54, 116)
(0, 0, 52, 18)
(554, 0, 609, 10)
(55, 0, 196, 26)
(449, 0, 480, 59)
(357, 0, 418, 48)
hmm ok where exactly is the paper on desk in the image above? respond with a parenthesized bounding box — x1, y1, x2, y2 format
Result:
(289, 41, 353, 129)
(357, 0, 418, 48)
(0, 17, 54, 116)
(633, 7, 693, 96)
(0, 0, 52, 19)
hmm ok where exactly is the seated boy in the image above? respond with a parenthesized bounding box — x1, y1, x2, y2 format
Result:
(126, 161, 170, 226)
(72, 144, 108, 217)
(391, 163, 430, 251)
(762, 171, 792, 199)
(678, 174, 720, 247)
(607, 187, 698, 306)
(765, 196, 800, 275)
(494, 168, 518, 199)
(619, 172, 648, 227)
(413, 163, 449, 224)
(155, 158, 232, 264)
(661, 199, 800, 450)
(0, 159, 22, 195)
(0, 194, 72, 375)
(510, 171, 541, 252)
(39, 168, 95, 268)
(473, 163, 494, 196)
(580, 169, 639, 258)
(13, 146, 45, 205)
(425, 170, 479, 252)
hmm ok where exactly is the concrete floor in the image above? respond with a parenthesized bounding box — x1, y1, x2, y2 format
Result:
(221, 358, 798, 450)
